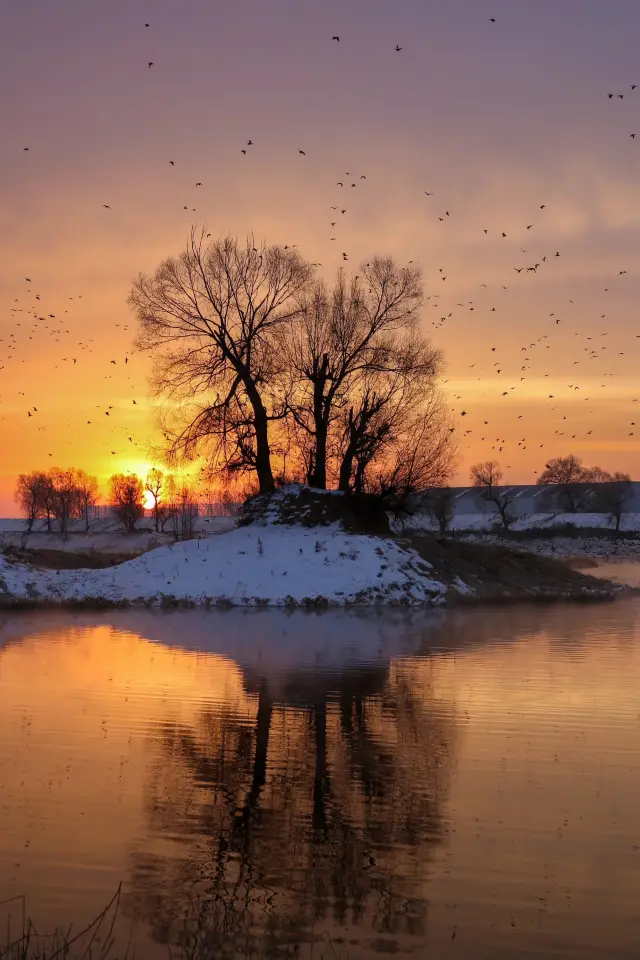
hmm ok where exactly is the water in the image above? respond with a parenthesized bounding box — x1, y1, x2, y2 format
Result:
(1, 592, 639, 959)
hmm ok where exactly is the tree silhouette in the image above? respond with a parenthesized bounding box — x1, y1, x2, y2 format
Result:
(124, 655, 458, 956)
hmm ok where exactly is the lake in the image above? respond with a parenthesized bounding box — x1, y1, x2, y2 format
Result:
(1, 583, 639, 958)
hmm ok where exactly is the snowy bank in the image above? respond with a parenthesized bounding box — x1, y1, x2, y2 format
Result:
(0, 484, 622, 610)
(0, 523, 448, 608)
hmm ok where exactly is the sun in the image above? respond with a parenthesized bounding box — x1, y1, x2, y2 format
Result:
(143, 490, 155, 510)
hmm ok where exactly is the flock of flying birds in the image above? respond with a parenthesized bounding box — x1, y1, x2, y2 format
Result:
(1, 14, 639, 477)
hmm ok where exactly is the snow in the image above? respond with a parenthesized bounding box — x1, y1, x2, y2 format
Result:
(0, 523, 449, 608)
(0, 516, 236, 554)
(396, 511, 640, 533)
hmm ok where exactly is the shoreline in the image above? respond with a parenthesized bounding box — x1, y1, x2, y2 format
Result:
(0, 536, 624, 611)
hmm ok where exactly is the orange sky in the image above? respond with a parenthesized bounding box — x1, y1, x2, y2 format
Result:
(2, 1, 640, 514)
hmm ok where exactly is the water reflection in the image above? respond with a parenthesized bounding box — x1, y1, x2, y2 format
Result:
(0, 604, 639, 959)
(127, 648, 457, 956)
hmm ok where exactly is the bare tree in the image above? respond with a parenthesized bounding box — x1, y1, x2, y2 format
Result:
(165, 477, 198, 540)
(592, 472, 632, 532)
(131, 231, 313, 494)
(14, 472, 48, 532)
(39, 473, 57, 533)
(145, 467, 166, 532)
(536, 454, 591, 512)
(471, 461, 519, 531)
(109, 473, 145, 532)
(366, 401, 457, 518)
(336, 336, 446, 495)
(283, 260, 427, 489)
(75, 469, 99, 532)
(424, 486, 456, 536)
(49, 468, 83, 539)
(470, 461, 502, 499)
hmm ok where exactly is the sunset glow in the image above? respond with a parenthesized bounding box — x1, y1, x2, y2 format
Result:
(2, 1, 640, 513)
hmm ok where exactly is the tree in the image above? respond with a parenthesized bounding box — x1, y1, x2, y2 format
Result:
(424, 486, 456, 535)
(145, 468, 165, 532)
(50, 467, 82, 539)
(536, 454, 591, 512)
(130, 231, 313, 494)
(366, 400, 457, 516)
(593, 473, 632, 532)
(39, 472, 57, 533)
(14, 471, 48, 532)
(109, 473, 145, 532)
(470, 460, 502, 499)
(75, 470, 99, 532)
(284, 260, 427, 489)
(165, 477, 198, 540)
(471, 460, 519, 531)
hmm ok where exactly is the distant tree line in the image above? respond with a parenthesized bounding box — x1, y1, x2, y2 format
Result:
(424, 454, 633, 535)
(15, 468, 99, 536)
(129, 231, 457, 511)
(14, 467, 217, 539)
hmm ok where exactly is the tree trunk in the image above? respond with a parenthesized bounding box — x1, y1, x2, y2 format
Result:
(353, 458, 366, 495)
(338, 448, 354, 493)
(309, 426, 328, 489)
(246, 386, 275, 494)
(308, 358, 330, 489)
(154, 502, 159, 532)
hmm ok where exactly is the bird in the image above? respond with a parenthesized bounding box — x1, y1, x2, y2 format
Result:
(489, 17, 496, 22)
(299, 149, 306, 155)
(195, 182, 202, 186)
(102, 204, 111, 209)
(148, 62, 154, 67)
(395, 45, 402, 51)
(169, 160, 175, 165)
(332, 35, 339, 41)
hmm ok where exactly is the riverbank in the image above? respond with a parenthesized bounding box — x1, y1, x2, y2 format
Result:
(0, 526, 620, 610)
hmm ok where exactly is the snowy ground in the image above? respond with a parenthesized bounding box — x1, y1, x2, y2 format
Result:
(0, 515, 236, 555)
(0, 522, 450, 608)
(396, 511, 640, 534)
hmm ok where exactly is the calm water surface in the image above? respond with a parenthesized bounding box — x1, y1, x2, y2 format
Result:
(1, 595, 639, 959)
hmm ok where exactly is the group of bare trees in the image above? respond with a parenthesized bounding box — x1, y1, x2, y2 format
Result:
(129, 232, 456, 505)
(422, 453, 635, 536)
(15, 467, 201, 538)
(469, 455, 633, 532)
(15, 468, 99, 536)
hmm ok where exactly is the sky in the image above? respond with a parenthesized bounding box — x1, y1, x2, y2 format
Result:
(1, 0, 640, 514)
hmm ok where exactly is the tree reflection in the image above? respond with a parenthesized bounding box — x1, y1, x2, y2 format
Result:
(125, 653, 458, 956)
